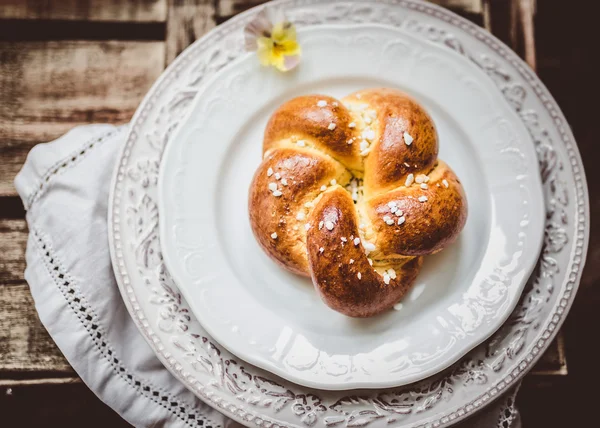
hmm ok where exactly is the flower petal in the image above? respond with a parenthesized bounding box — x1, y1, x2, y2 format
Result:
(279, 39, 300, 56)
(247, 7, 301, 72)
(272, 21, 297, 43)
(244, 8, 273, 51)
(282, 54, 301, 71)
(256, 37, 276, 66)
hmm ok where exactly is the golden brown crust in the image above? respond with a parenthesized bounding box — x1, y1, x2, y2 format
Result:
(248, 88, 467, 317)
(263, 95, 362, 171)
(364, 161, 467, 256)
(306, 187, 423, 317)
(248, 147, 349, 275)
(344, 89, 438, 197)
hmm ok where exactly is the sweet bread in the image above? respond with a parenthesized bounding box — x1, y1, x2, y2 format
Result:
(248, 89, 467, 317)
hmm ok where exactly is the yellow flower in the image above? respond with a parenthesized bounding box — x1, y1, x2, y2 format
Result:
(244, 9, 301, 72)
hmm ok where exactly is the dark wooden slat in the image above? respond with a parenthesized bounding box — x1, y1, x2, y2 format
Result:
(165, 0, 216, 65)
(0, 382, 130, 428)
(0, 0, 167, 23)
(518, 375, 570, 427)
(535, 0, 596, 295)
(486, 0, 537, 70)
(486, 0, 514, 47)
(0, 40, 165, 197)
(0, 20, 165, 42)
(0, 198, 25, 219)
(524, 1, 598, 425)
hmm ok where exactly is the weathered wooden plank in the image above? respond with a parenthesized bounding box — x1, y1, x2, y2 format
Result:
(515, 0, 537, 70)
(434, 0, 482, 13)
(486, 0, 537, 70)
(0, 220, 27, 284)
(0, 0, 167, 22)
(216, 0, 267, 19)
(216, 0, 482, 20)
(0, 283, 73, 375)
(0, 377, 78, 387)
(0, 40, 165, 197)
(165, 0, 216, 64)
(482, 0, 492, 31)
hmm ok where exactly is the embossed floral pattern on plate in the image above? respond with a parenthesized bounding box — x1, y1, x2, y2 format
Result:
(158, 24, 544, 390)
(108, 1, 589, 427)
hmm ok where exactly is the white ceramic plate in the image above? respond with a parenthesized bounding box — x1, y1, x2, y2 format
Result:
(158, 23, 545, 389)
(109, 1, 588, 427)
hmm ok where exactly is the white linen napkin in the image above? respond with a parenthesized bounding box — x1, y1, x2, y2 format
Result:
(14, 124, 522, 428)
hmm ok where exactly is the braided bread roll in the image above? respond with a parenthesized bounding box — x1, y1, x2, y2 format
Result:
(249, 89, 467, 317)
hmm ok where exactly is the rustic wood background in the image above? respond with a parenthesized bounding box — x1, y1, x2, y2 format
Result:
(0, 0, 597, 427)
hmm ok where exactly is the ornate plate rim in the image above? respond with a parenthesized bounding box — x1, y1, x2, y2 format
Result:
(157, 23, 546, 390)
(108, 1, 590, 427)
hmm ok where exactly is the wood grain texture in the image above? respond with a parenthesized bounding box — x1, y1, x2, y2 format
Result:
(486, 0, 537, 70)
(216, 0, 268, 19)
(0, 40, 165, 197)
(0, 220, 27, 284)
(516, 0, 536, 70)
(434, 0, 482, 13)
(0, 377, 78, 387)
(216, 0, 482, 20)
(165, 0, 216, 64)
(0, 283, 72, 375)
(0, 0, 167, 22)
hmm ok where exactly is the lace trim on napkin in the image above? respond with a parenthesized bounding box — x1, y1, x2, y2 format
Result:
(32, 209, 219, 427)
(496, 387, 521, 428)
(25, 126, 125, 210)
